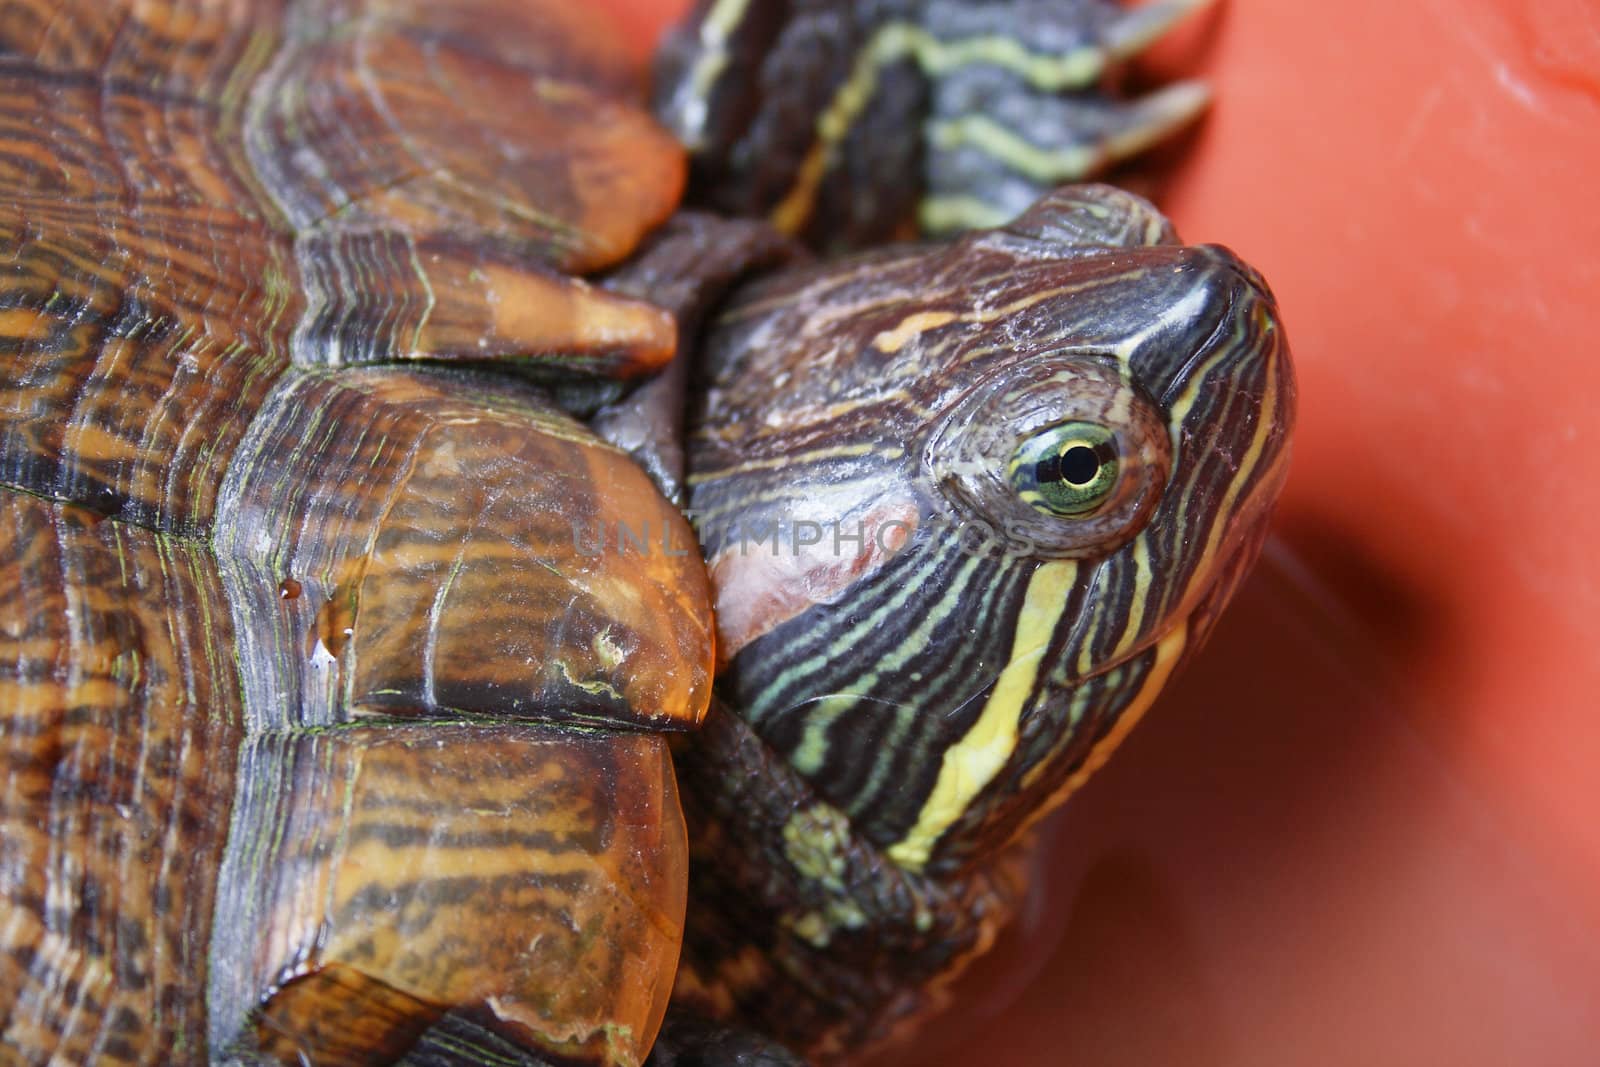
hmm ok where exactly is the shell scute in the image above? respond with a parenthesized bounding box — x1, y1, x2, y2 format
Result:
(251, 4, 683, 273)
(211, 723, 686, 1066)
(218, 368, 713, 733)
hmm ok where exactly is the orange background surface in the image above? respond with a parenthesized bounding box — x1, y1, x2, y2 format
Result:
(598, 2, 1600, 1063)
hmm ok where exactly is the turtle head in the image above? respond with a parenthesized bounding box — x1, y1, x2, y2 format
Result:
(687, 186, 1293, 874)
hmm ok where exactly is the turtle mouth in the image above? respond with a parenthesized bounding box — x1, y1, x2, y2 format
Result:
(1175, 503, 1280, 658)
(1106, 405, 1292, 683)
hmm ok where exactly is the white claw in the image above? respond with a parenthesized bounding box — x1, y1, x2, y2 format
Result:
(1104, 0, 1220, 63)
(1103, 80, 1214, 163)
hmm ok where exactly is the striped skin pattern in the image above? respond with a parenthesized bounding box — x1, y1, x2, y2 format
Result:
(670, 705, 1034, 1062)
(1, 1, 713, 1063)
(675, 186, 1294, 1057)
(656, 0, 1213, 246)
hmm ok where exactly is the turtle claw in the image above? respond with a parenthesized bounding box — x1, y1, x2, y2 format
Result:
(925, 77, 1211, 186)
(1104, 0, 1219, 64)
(919, 78, 1213, 234)
(1102, 80, 1214, 165)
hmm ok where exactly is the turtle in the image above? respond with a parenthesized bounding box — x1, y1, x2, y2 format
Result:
(0, 1, 1294, 1065)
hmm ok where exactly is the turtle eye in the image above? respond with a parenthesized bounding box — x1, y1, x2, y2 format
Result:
(1008, 422, 1120, 517)
(926, 355, 1172, 559)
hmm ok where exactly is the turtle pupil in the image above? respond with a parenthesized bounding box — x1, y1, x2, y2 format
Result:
(1008, 422, 1120, 519)
(1059, 446, 1099, 486)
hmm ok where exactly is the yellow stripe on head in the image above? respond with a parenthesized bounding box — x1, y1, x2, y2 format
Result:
(887, 559, 1076, 870)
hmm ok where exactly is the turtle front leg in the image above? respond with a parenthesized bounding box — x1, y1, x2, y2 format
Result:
(593, 214, 798, 504)
(654, 0, 1215, 246)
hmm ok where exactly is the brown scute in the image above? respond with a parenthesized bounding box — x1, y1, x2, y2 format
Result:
(212, 368, 712, 732)
(404, 1006, 613, 1066)
(211, 726, 687, 1067)
(253, 976, 631, 1066)
(251, 7, 685, 272)
(0, 492, 245, 1064)
(388, 248, 678, 374)
(251, 964, 445, 1066)
(347, 377, 711, 728)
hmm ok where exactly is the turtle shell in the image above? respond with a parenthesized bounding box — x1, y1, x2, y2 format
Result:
(1, 0, 713, 1063)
